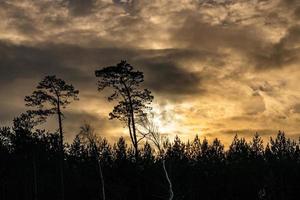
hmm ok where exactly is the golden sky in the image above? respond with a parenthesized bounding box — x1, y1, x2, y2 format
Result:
(1, 0, 300, 146)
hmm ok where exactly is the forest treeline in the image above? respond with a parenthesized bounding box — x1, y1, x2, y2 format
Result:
(1, 61, 300, 200)
(1, 123, 300, 200)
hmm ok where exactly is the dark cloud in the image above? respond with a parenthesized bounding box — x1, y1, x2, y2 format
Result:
(8, 13, 40, 35)
(0, 2, 41, 36)
(0, 40, 206, 98)
(170, 6, 300, 71)
(279, 0, 300, 8)
(291, 104, 300, 114)
(171, 15, 274, 69)
(255, 25, 300, 69)
(43, 15, 70, 29)
(64, 0, 97, 16)
(295, 7, 300, 19)
(112, 0, 142, 14)
(136, 59, 204, 96)
(0, 41, 88, 85)
(281, 26, 300, 47)
(250, 81, 274, 93)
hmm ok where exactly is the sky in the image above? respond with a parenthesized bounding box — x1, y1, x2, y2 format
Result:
(0, 0, 300, 146)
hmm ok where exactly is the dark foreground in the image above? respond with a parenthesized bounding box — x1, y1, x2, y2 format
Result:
(1, 126, 300, 200)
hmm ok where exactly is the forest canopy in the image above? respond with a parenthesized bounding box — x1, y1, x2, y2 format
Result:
(1, 121, 300, 200)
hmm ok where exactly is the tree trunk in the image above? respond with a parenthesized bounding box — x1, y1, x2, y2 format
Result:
(122, 82, 139, 160)
(122, 82, 141, 199)
(92, 143, 106, 200)
(57, 100, 65, 200)
(162, 159, 174, 200)
(127, 118, 135, 151)
(97, 158, 105, 200)
(128, 100, 138, 160)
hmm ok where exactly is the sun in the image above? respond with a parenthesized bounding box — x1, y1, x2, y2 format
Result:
(151, 103, 182, 135)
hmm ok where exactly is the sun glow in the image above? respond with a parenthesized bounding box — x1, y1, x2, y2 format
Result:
(151, 102, 189, 136)
(151, 103, 174, 132)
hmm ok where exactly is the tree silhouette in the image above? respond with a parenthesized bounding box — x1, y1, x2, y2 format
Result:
(114, 137, 128, 163)
(2, 120, 300, 200)
(228, 134, 251, 161)
(95, 60, 153, 159)
(13, 113, 39, 200)
(269, 131, 296, 160)
(138, 114, 174, 200)
(250, 133, 264, 158)
(24, 75, 79, 200)
(78, 123, 106, 200)
(4, 91, 300, 200)
(190, 135, 201, 162)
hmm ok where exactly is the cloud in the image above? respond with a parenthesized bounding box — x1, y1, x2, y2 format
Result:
(0, 40, 206, 98)
(143, 60, 203, 96)
(290, 104, 300, 114)
(294, 7, 300, 19)
(242, 93, 266, 115)
(64, 0, 97, 16)
(254, 25, 300, 70)
(0, 41, 87, 86)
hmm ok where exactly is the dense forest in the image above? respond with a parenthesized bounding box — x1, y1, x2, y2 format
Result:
(1, 61, 300, 200)
(1, 124, 300, 200)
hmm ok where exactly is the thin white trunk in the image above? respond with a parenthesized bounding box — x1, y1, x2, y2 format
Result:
(97, 158, 105, 200)
(162, 159, 173, 200)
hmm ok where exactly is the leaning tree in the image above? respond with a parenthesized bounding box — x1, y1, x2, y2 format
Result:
(24, 75, 79, 200)
(138, 113, 174, 200)
(95, 60, 153, 160)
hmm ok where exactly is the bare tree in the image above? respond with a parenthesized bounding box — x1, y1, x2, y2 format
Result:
(24, 75, 79, 200)
(137, 114, 174, 200)
(79, 123, 105, 200)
